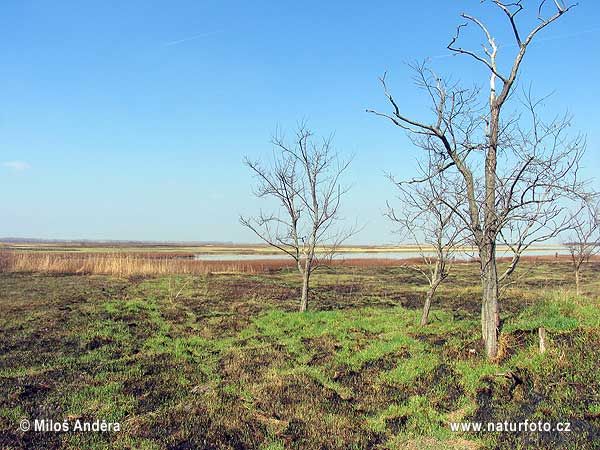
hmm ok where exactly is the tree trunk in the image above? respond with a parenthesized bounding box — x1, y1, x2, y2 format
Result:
(480, 102, 500, 361)
(420, 279, 441, 326)
(420, 290, 433, 327)
(299, 269, 310, 312)
(481, 243, 499, 360)
(575, 268, 581, 296)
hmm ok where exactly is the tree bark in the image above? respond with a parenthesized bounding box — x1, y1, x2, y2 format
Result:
(575, 268, 581, 296)
(299, 269, 310, 312)
(420, 279, 442, 326)
(480, 242, 499, 359)
(480, 98, 500, 361)
(420, 290, 433, 327)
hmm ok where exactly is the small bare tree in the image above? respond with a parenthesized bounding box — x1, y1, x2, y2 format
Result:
(387, 161, 466, 326)
(240, 125, 351, 311)
(368, 1, 587, 359)
(564, 200, 600, 295)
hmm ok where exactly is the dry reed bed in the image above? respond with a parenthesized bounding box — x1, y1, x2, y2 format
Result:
(0, 252, 426, 276)
(0, 251, 587, 277)
(0, 252, 295, 276)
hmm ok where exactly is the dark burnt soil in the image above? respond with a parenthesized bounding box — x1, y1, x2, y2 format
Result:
(1, 262, 599, 449)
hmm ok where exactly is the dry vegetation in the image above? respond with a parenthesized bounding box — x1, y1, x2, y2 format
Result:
(1, 251, 437, 276)
(0, 250, 584, 278)
(0, 252, 296, 276)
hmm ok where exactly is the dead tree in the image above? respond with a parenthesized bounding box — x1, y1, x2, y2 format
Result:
(564, 200, 600, 295)
(368, 1, 587, 359)
(387, 161, 466, 326)
(240, 125, 351, 311)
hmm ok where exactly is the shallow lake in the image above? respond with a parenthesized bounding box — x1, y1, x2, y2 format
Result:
(193, 248, 569, 261)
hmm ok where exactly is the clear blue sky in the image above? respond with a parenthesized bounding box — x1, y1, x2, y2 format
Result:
(0, 1, 598, 243)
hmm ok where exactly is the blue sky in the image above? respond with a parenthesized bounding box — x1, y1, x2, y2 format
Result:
(0, 1, 598, 243)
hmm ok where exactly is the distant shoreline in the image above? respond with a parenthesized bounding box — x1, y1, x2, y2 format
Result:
(0, 240, 570, 256)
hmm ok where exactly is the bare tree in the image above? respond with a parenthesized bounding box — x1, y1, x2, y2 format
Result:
(564, 200, 600, 295)
(368, 1, 587, 359)
(240, 125, 351, 311)
(387, 161, 466, 326)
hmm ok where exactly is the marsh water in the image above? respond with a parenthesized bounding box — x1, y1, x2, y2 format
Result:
(193, 248, 569, 261)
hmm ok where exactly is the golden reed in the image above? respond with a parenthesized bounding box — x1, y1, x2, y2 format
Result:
(0, 251, 580, 277)
(0, 252, 295, 276)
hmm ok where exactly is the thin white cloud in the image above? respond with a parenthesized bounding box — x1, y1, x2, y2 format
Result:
(429, 27, 600, 60)
(3, 161, 31, 171)
(163, 31, 222, 47)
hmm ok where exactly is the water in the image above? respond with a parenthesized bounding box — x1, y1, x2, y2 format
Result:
(193, 248, 569, 261)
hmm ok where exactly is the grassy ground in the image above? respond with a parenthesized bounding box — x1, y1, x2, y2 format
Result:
(1, 261, 599, 449)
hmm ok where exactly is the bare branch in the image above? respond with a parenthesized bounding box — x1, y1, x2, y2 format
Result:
(241, 124, 356, 311)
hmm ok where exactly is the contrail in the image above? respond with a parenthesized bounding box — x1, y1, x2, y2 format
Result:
(163, 31, 222, 47)
(533, 26, 600, 44)
(428, 27, 600, 60)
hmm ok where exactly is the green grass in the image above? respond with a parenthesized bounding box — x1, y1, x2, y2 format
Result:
(0, 261, 599, 449)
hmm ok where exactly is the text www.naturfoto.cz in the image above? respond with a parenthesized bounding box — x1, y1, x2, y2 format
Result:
(449, 421, 571, 433)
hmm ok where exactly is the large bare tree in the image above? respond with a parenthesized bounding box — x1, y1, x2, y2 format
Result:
(368, 1, 587, 359)
(564, 200, 600, 295)
(240, 125, 351, 311)
(387, 160, 466, 326)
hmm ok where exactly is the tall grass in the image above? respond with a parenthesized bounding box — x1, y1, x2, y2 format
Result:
(0, 252, 453, 276)
(0, 251, 585, 277)
(0, 252, 296, 276)
(0, 252, 419, 276)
